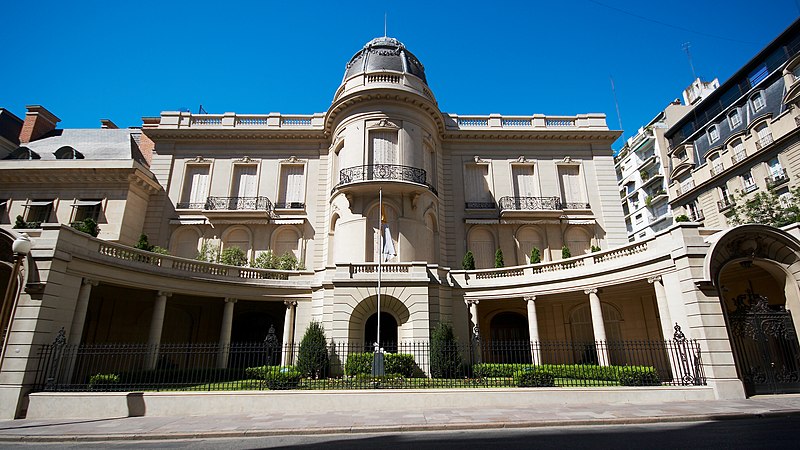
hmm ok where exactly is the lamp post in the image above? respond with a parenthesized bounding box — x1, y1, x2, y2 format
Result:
(0, 233, 33, 371)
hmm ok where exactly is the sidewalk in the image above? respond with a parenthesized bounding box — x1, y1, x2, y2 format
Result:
(0, 395, 799, 443)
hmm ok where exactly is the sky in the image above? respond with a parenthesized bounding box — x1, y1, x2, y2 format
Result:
(1, 1, 798, 150)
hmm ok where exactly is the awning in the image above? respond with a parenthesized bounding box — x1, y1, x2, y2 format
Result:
(71, 200, 103, 207)
(23, 200, 53, 208)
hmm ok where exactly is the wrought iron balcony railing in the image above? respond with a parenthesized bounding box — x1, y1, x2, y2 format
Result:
(204, 196, 273, 211)
(465, 202, 497, 209)
(498, 196, 591, 211)
(766, 169, 789, 189)
(273, 202, 305, 209)
(176, 202, 207, 210)
(337, 164, 436, 193)
(717, 196, 735, 212)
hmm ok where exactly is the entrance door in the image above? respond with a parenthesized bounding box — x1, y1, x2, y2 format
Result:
(364, 312, 398, 352)
(728, 291, 800, 395)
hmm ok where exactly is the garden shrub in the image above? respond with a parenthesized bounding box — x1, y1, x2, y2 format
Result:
(618, 366, 661, 386)
(220, 246, 248, 266)
(245, 365, 301, 389)
(494, 248, 504, 268)
(462, 251, 475, 270)
(430, 322, 463, 378)
(297, 321, 329, 379)
(72, 218, 100, 237)
(344, 352, 417, 377)
(277, 251, 299, 270)
(514, 368, 555, 387)
(674, 214, 690, 222)
(253, 250, 277, 269)
(530, 247, 541, 264)
(89, 373, 120, 390)
(561, 245, 571, 259)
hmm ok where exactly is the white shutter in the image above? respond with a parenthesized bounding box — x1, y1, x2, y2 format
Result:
(234, 165, 257, 198)
(512, 165, 536, 197)
(184, 166, 209, 204)
(279, 165, 305, 205)
(372, 131, 397, 165)
(559, 166, 582, 203)
(465, 164, 491, 203)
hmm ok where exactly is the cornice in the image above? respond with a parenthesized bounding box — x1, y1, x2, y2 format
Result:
(442, 130, 622, 142)
(143, 128, 328, 141)
(326, 89, 446, 135)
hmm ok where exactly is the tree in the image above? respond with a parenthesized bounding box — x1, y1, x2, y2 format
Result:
(133, 233, 169, 254)
(729, 186, 800, 227)
(430, 322, 462, 378)
(530, 247, 541, 264)
(253, 250, 278, 269)
(561, 245, 571, 259)
(462, 251, 475, 270)
(297, 321, 330, 379)
(71, 218, 100, 237)
(494, 248, 504, 268)
(196, 240, 219, 262)
(220, 246, 248, 266)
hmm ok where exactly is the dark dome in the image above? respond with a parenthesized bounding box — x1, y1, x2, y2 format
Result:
(343, 37, 427, 84)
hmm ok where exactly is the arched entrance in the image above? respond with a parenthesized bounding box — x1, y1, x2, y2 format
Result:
(364, 312, 398, 352)
(488, 312, 530, 363)
(706, 225, 800, 395)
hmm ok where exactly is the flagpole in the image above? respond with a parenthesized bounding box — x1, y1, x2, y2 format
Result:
(377, 188, 382, 351)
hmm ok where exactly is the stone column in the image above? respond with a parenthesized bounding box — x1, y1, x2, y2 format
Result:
(282, 301, 297, 366)
(146, 291, 171, 370)
(524, 296, 541, 364)
(216, 298, 237, 369)
(585, 288, 610, 366)
(65, 278, 98, 382)
(465, 299, 481, 363)
(648, 276, 673, 340)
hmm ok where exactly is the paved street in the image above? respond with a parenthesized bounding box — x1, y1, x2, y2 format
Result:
(0, 394, 799, 446)
(1, 416, 799, 449)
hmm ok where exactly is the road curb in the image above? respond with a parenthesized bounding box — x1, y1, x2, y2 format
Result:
(0, 409, 799, 443)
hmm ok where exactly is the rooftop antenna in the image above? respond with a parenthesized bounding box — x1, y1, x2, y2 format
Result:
(384, 13, 387, 37)
(610, 76, 624, 141)
(682, 42, 698, 80)
(198, 104, 207, 114)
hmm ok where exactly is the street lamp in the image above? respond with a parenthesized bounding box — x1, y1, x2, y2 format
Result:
(0, 233, 33, 371)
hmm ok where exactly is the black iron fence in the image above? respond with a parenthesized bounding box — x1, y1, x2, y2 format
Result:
(34, 332, 704, 392)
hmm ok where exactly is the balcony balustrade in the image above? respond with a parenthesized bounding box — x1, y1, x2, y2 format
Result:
(498, 196, 590, 211)
(465, 202, 497, 209)
(732, 149, 747, 164)
(205, 196, 273, 211)
(766, 169, 789, 189)
(756, 133, 774, 150)
(717, 196, 735, 212)
(336, 164, 435, 193)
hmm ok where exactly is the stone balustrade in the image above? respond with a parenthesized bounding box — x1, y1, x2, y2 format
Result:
(158, 112, 324, 129)
(445, 113, 609, 130)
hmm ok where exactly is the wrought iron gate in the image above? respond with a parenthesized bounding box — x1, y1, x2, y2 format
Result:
(728, 291, 800, 395)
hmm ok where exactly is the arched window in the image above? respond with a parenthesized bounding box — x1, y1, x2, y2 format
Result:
(171, 227, 202, 259)
(222, 227, 252, 260)
(564, 227, 591, 256)
(273, 226, 301, 259)
(54, 146, 84, 159)
(517, 226, 544, 264)
(468, 227, 495, 269)
(5, 147, 39, 160)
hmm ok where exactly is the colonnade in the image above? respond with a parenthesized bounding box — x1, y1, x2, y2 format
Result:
(66, 280, 300, 372)
(465, 276, 673, 366)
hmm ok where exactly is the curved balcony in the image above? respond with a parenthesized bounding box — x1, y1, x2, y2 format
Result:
(335, 164, 436, 194)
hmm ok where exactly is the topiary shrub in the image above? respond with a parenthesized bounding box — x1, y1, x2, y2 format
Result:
(196, 240, 219, 262)
(277, 251, 299, 270)
(297, 321, 330, 379)
(494, 248, 504, 268)
(135, 233, 152, 250)
(462, 251, 475, 270)
(385, 353, 416, 377)
(430, 322, 463, 378)
(561, 245, 571, 259)
(220, 246, 248, 266)
(245, 365, 301, 389)
(72, 218, 100, 237)
(590, 245, 601, 253)
(530, 247, 541, 264)
(514, 368, 555, 387)
(674, 214, 690, 223)
(344, 352, 373, 376)
(618, 367, 661, 386)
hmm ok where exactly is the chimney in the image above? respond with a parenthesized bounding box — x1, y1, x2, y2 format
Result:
(100, 119, 119, 129)
(19, 105, 60, 143)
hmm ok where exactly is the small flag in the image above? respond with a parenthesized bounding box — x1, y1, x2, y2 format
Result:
(380, 206, 396, 262)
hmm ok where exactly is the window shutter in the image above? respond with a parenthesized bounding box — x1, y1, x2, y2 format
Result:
(372, 131, 397, 165)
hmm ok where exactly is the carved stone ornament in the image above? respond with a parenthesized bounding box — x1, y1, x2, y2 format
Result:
(192, 156, 206, 163)
(235, 156, 253, 163)
(517, 156, 527, 163)
(411, 193, 421, 210)
(473, 156, 486, 164)
(281, 155, 304, 164)
(370, 119, 399, 129)
(563, 156, 572, 163)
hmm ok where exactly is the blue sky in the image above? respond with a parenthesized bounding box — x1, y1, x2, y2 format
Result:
(1, 1, 797, 149)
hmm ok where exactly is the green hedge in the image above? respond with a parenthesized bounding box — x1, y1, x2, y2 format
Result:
(513, 368, 555, 387)
(473, 363, 660, 384)
(244, 365, 302, 389)
(344, 353, 418, 377)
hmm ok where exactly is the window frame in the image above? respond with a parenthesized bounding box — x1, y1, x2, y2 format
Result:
(727, 109, 742, 129)
(707, 125, 720, 144)
(751, 91, 766, 113)
(70, 199, 104, 224)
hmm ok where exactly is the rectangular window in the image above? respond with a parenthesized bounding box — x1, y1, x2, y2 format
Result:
(181, 165, 210, 208)
(464, 164, 493, 207)
(557, 165, 583, 204)
(25, 200, 53, 224)
(278, 164, 306, 208)
(748, 64, 768, 87)
(231, 165, 258, 198)
(752, 92, 766, 112)
(728, 110, 741, 129)
(742, 171, 757, 192)
(370, 130, 397, 165)
(72, 199, 103, 223)
(511, 164, 537, 198)
(708, 126, 719, 144)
